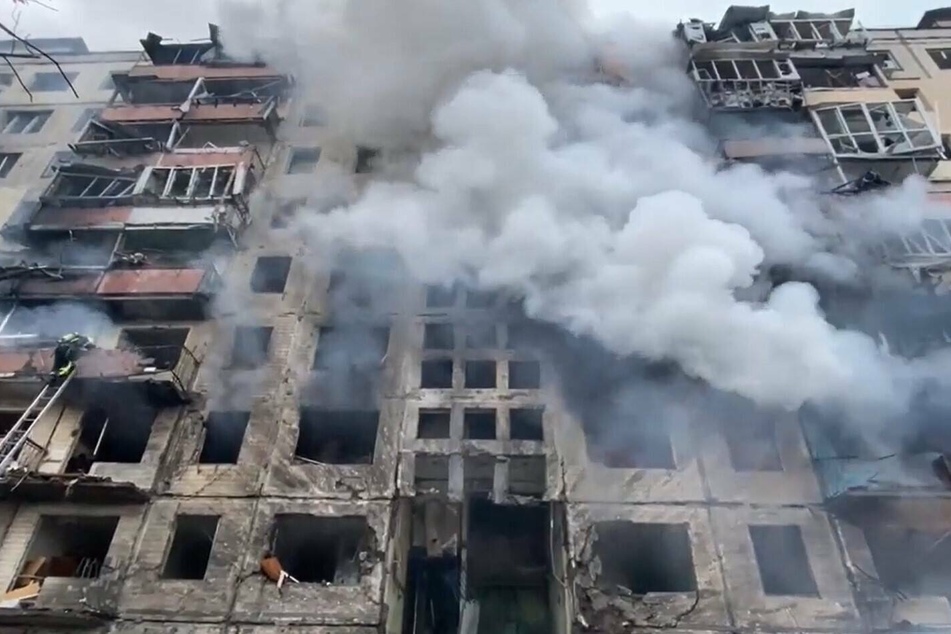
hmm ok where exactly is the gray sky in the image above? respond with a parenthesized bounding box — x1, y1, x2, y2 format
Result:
(5, 0, 950, 51)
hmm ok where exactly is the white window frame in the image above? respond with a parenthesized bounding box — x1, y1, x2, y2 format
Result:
(54, 173, 137, 199)
(811, 99, 942, 158)
(148, 164, 238, 201)
(2, 110, 50, 134)
(770, 18, 850, 42)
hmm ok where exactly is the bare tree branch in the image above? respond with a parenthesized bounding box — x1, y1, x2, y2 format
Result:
(0, 1, 79, 101)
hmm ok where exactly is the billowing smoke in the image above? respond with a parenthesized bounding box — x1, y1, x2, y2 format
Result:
(216, 0, 946, 428)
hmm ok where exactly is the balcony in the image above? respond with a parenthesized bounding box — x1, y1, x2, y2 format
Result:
(678, 6, 867, 49)
(99, 101, 276, 126)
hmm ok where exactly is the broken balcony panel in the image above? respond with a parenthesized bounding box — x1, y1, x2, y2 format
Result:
(811, 99, 944, 159)
(40, 164, 141, 208)
(881, 218, 951, 269)
(689, 54, 802, 110)
(99, 101, 277, 126)
(721, 136, 830, 159)
(681, 7, 862, 48)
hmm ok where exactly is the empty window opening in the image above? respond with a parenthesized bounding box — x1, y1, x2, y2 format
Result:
(250, 256, 292, 294)
(312, 325, 389, 370)
(465, 360, 496, 389)
(749, 525, 819, 597)
(466, 324, 497, 349)
(19, 515, 119, 581)
(418, 409, 451, 439)
(414, 454, 450, 495)
(30, 72, 77, 92)
(231, 326, 272, 369)
(49, 172, 136, 199)
(465, 289, 497, 309)
(162, 515, 219, 580)
(199, 411, 249, 464)
(286, 147, 321, 174)
(863, 525, 951, 596)
(119, 327, 189, 371)
(423, 323, 454, 350)
(0, 152, 20, 178)
(594, 522, 696, 594)
(421, 358, 453, 389)
(355, 147, 378, 174)
(3, 110, 51, 134)
(797, 63, 882, 89)
(296, 409, 379, 464)
(930, 48, 951, 71)
(467, 500, 551, 596)
(68, 397, 156, 470)
(146, 165, 236, 200)
(464, 409, 496, 440)
(724, 417, 783, 472)
(426, 285, 457, 308)
(271, 514, 370, 584)
(511, 407, 544, 441)
(509, 455, 547, 496)
(509, 360, 541, 389)
(588, 421, 676, 470)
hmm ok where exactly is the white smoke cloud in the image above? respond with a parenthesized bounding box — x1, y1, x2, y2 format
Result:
(218, 0, 942, 419)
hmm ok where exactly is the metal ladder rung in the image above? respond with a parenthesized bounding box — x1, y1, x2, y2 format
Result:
(0, 373, 74, 473)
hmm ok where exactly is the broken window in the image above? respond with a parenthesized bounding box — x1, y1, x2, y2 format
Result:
(418, 408, 451, 439)
(421, 358, 453, 389)
(146, 165, 236, 200)
(464, 409, 496, 440)
(465, 289, 497, 309)
(199, 411, 249, 464)
(271, 515, 370, 584)
(813, 100, 941, 157)
(355, 147, 378, 174)
(749, 525, 819, 597)
(594, 522, 696, 594)
(68, 397, 156, 469)
(230, 326, 272, 369)
(929, 48, 951, 70)
(299, 104, 323, 127)
(162, 515, 219, 580)
(883, 218, 951, 264)
(119, 327, 189, 371)
(0, 152, 20, 178)
(30, 72, 77, 92)
(48, 172, 136, 199)
(423, 323, 454, 350)
(465, 323, 497, 349)
(689, 57, 800, 110)
(250, 256, 292, 294)
(286, 147, 321, 174)
(296, 409, 379, 464)
(464, 360, 496, 389)
(509, 360, 541, 389)
(510, 407, 544, 441)
(414, 454, 449, 494)
(797, 63, 882, 89)
(425, 284, 457, 308)
(723, 417, 783, 472)
(588, 420, 676, 469)
(19, 516, 119, 581)
(42, 150, 74, 178)
(2, 110, 51, 134)
(771, 18, 851, 42)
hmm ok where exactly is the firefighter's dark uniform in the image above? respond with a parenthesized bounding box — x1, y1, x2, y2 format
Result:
(52, 333, 94, 378)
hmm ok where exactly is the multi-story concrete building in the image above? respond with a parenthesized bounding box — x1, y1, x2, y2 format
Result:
(0, 7, 949, 634)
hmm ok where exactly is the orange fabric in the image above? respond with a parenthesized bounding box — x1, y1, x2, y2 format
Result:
(260, 556, 284, 583)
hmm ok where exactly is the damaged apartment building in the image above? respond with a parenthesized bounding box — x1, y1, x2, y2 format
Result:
(0, 7, 951, 634)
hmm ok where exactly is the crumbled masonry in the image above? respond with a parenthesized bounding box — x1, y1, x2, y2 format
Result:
(0, 4, 949, 634)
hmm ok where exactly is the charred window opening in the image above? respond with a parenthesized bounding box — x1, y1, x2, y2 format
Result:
(464, 409, 496, 440)
(286, 147, 321, 174)
(465, 323, 497, 349)
(250, 256, 292, 294)
(119, 327, 189, 371)
(426, 285, 457, 308)
(162, 515, 219, 580)
(465, 289, 498, 309)
(271, 514, 370, 584)
(509, 456, 547, 496)
(511, 407, 544, 441)
(797, 62, 882, 89)
(863, 525, 951, 596)
(19, 516, 119, 581)
(309, 325, 388, 406)
(327, 250, 403, 312)
(594, 522, 696, 594)
(509, 360, 541, 389)
(230, 326, 272, 369)
(929, 48, 951, 70)
(355, 147, 378, 174)
(724, 418, 783, 472)
(414, 454, 449, 494)
(423, 323, 454, 350)
(466, 501, 552, 631)
(464, 360, 496, 389)
(588, 421, 676, 469)
(296, 409, 379, 464)
(749, 525, 819, 597)
(464, 455, 495, 494)
(199, 411, 249, 464)
(68, 394, 156, 469)
(418, 409, 451, 439)
(421, 358, 453, 389)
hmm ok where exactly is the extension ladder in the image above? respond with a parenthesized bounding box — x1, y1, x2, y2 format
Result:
(0, 371, 75, 475)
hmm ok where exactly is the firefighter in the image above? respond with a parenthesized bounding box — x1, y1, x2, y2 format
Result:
(51, 333, 95, 378)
